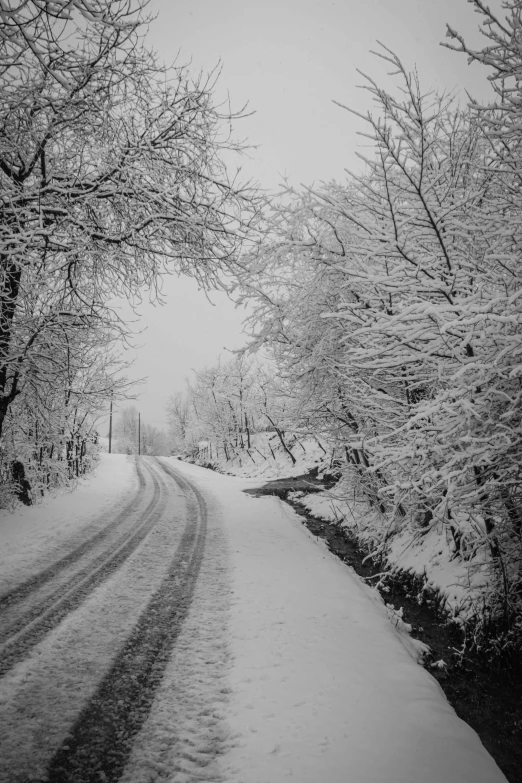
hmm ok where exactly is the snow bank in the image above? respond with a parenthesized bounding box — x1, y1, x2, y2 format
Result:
(294, 481, 490, 620)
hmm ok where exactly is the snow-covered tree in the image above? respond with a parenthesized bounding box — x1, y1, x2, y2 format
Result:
(141, 423, 168, 456)
(0, 0, 259, 499)
(113, 406, 139, 455)
(166, 355, 298, 464)
(167, 391, 197, 454)
(240, 48, 522, 651)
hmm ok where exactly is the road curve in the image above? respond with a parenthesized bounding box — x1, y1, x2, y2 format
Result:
(0, 458, 167, 676)
(0, 457, 211, 783)
(46, 459, 208, 783)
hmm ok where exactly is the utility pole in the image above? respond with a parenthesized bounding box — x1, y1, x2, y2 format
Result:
(138, 412, 141, 456)
(108, 400, 113, 454)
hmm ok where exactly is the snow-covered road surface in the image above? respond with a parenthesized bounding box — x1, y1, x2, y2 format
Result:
(0, 455, 508, 783)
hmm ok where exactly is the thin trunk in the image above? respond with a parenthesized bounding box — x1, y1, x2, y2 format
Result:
(0, 261, 22, 438)
(263, 413, 296, 465)
(245, 412, 251, 449)
(314, 437, 327, 454)
(473, 466, 500, 560)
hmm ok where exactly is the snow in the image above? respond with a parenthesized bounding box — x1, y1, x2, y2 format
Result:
(0, 455, 507, 782)
(295, 484, 489, 619)
(0, 458, 189, 782)
(195, 432, 329, 480)
(119, 469, 232, 782)
(163, 460, 507, 783)
(0, 453, 136, 594)
(205, 433, 488, 622)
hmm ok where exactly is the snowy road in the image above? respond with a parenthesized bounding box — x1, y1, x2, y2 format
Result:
(0, 455, 508, 782)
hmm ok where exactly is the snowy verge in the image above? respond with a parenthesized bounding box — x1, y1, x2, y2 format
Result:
(0, 453, 136, 593)
(191, 433, 489, 627)
(280, 495, 431, 665)
(291, 481, 490, 624)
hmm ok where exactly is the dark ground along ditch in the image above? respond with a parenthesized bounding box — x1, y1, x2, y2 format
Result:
(244, 472, 522, 783)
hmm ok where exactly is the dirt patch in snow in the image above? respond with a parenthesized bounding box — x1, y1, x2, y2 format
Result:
(247, 474, 522, 783)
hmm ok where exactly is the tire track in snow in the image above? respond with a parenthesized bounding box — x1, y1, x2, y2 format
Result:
(119, 461, 231, 783)
(0, 459, 169, 677)
(0, 457, 143, 610)
(45, 460, 207, 783)
(0, 460, 188, 783)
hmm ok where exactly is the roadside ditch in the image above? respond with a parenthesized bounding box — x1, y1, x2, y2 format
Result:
(245, 471, 522, 783)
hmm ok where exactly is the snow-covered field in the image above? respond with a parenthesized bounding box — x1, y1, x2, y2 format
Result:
(0, 455, 507, 782)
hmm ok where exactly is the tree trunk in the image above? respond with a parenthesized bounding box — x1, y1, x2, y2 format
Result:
(473, 466, 501, 560)
(0, 260, 22, 438)
(263, 413, 296, 465)
(245, 412, 251, 449)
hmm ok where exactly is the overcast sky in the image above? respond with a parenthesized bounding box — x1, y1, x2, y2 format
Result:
(118, 0, 495, 432)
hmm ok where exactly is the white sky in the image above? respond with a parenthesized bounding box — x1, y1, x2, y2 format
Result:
(118, 0, 496, 431)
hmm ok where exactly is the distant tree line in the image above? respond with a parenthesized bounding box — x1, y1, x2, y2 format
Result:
(166, 355, 299, 466)
(112, 406, 168, 457)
